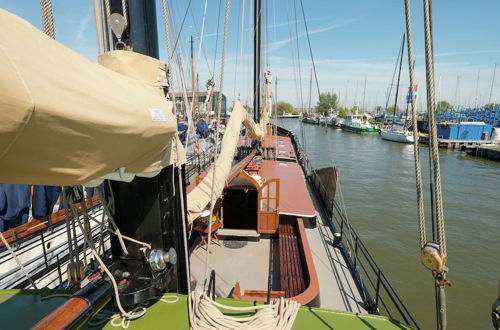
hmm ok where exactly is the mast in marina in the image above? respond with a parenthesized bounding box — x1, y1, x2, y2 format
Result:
(253, 0, 261, 123)
(488, 62, 497, 104)
(392, 33, 405, 121)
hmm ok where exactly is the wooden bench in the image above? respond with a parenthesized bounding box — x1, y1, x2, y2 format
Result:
(278, 217, 306, 298)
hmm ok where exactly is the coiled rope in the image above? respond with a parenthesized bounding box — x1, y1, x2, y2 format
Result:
(190, 290, 300, 330)
(39, 0, 55, 39)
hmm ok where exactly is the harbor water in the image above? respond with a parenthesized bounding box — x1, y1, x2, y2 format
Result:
(277, 119, 500, 330)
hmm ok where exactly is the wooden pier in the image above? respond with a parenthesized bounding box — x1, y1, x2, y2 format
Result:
(418, 133, 493, 150)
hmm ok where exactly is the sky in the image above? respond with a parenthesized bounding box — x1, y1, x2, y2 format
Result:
(2, 0, 500, 111)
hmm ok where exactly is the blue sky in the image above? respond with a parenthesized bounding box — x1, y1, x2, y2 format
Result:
(2, 0, 500, 110)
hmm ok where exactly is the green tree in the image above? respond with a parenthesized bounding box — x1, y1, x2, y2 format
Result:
(315, 92, 338, 116)
(436, 100, 452, 112)
(273, 101, 294, 115)
(484, 103, 499, 109)
(337, 107, 350, 118)
(386, 105, 401, 115)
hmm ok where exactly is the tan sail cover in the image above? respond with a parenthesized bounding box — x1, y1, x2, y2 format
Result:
(0, 10, 178, 186)
(187, 101, 263, 222)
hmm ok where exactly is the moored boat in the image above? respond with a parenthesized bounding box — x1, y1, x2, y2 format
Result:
(381, 125, 415, 143)
(342, 114, 380, 133)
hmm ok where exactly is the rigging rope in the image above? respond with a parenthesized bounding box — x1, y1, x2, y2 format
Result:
(160, 0, 175, 97)
(422, 0, 447, 261)
(404, 0, 426, 250)
(64, 192, 152, 325)
(202, 0, 231, 284)
(0, 231, 38, 289)
(298, 0, 320, 99)
(39, 0, 55, 39)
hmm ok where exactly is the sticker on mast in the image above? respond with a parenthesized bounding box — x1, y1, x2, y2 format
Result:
(149, 108, 166, 122)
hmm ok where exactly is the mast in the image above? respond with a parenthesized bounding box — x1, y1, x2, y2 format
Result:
(253, 0, 261, 122)
(108, 0, 188, 293)
(489, 62, 497, 104)
(362, 75, 367, 112)
(392, 33, 406, 121)
(191, 35, 197, 118)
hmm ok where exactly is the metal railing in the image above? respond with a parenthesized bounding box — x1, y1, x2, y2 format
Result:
(331, 201, 419, 329)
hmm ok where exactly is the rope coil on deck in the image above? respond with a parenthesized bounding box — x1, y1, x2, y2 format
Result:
(190, 290, 300, 330)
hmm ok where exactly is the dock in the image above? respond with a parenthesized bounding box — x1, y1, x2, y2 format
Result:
(473, 144, 500, 161)
(418, 133, 494, 149)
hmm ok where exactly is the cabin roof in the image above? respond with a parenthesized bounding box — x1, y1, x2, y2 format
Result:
(259, 160, 316, 218)
(262, 135, 296, 160)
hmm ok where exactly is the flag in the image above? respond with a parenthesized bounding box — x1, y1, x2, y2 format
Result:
(406, 84, 419, 104)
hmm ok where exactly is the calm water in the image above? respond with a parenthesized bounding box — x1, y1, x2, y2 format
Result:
(278, 119, 500, 330)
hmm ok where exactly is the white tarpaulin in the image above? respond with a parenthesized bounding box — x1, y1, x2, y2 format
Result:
(187, 101, 264, 222)
(0, 10, 179, 186)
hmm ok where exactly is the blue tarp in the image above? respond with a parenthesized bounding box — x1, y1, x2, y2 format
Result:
(196, 119, 209, 134)
(0, 184, 31, 231)
(32, 186, 61, 219)
(375, 114, 386, 119)
(178, 122, 188, 143)
(392, 117, 404, 125)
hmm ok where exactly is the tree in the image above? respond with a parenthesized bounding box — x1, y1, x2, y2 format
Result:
(315, 92, 338, 116)
(273, 101, 294, 115)
(436, 100, 452, 112)
(484, 103, 499, 109)
(337, 107, 350, 118)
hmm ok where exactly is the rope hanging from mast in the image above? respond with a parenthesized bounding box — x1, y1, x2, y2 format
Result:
(39, 0, 55, 39)
(422, 0, 447, 263)
(404, 0, 426, 251)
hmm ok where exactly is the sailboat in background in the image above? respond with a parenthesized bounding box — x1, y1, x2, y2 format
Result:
(381, 33, 415, 143)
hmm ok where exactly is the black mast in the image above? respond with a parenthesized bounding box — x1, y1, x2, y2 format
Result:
(253, 0, 261, 122)
(392, 33, 406, 121)
(108, 0, 188, 296)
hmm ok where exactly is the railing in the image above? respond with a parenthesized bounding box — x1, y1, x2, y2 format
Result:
(185, 141, 221, 186)
(206, 269, 216, 300)
(331, 201, 419, 329)
(278, 125, 420, 329)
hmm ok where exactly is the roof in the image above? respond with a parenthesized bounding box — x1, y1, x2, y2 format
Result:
(259, 160, 316, 218)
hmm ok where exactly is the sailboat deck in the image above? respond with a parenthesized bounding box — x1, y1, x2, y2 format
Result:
(189, 184, 367, 313)
(190, 237, 276, 297)
(304, 183, 367, 313)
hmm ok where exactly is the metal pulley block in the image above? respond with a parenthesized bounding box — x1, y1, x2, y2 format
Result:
(109, 13, 127, 39)
(109, 13, 127, 49)
(419, 241, 443, 272)
(66, 261, 85, 283)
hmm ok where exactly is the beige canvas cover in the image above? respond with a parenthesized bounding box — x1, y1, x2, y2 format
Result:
(187, 101, 263, 222)
(0, 10, 179, 186)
